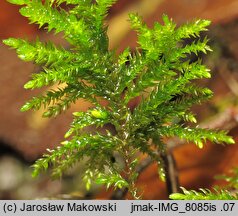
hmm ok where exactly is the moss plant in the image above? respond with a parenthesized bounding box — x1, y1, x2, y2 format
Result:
(170, 187, 238, 200)
(3, 0, 237, 199)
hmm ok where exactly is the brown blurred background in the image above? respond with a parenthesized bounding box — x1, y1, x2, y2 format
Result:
(0, 0, 238, 199)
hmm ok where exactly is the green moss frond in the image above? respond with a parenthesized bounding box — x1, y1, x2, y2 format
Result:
(170, 187, 238, 200)
(32, 133, 119, 178)
(160, 125, 234, 149)
(5, 0, 236, 199)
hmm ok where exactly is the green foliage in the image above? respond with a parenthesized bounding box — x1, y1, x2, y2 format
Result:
(4, 0, 235, 199)
(170, 187, 238, 200)
(160, 126, 234, 149)
(215, 167, 238, 189)
(95, 172, 129, 189)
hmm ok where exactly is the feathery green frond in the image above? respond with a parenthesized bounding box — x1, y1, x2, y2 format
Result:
(21, 83, 99, 118)
(21, 87, 67, 112)
(175, 19, 211, 40)
(64, 108, 110, 138)
(49, 0, 84, 6)
(160, 125, 234, 149)
(7, 0, 28, 5)
(94, 0, 117, 22)
(32, 133, 118, 178)
(3, 38, 74, 66)
(96, 172, 129, 190)
(170, 187, 238, 200)
(5, 0, 236, 199)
